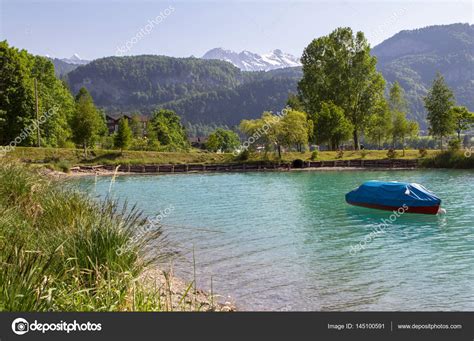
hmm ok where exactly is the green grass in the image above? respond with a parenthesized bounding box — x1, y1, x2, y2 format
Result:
(0, 163, 204, 311)
(4, 147, 235, 166)
(421, 150, 474, 169)
(245, 149, 439, 162)
(4, 147, 440, 169)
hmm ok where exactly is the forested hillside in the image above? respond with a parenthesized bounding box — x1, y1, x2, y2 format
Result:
(0, 41, 75, 147)
(67, 56, 245, 108)
(372, 23, 474, 128)
(161, 76, 300, 125)
(66, 55, 301, 125)
(64, 24, 473, 128)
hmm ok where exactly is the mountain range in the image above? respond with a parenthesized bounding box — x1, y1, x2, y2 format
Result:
(50, 54, 90, 77)
(60, 23, 473, 129)
(202, 48, 301, 71)
(372, 23, 474, 126)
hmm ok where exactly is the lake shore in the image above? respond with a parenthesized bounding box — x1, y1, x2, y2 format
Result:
(0, 163, 235, 312)
(41, 162, 421, 178)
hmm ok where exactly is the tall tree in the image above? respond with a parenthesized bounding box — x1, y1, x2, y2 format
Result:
(313, 102, 353, 150)
(392, 111, 419, 155)
(279, 109, 311, 152)
(366, 100, 392, 149)
(129, 113, 143, 138)
(0, 41, 35, 145)
(286, 94, 305, 112)
(150, 109, 188, 150)
(424, 73, 455, 149)
(387, 82, 419, 154)
(0, 41, 75, 147)
(450, 106, 474, 140)
(205, 128, 240, 153)
(114, 117, 132, 152)
(239, 112, 285, 158)
(71, 87, 106, 157)
(298, 27, 386, 149)
(388, 81, 408, 114)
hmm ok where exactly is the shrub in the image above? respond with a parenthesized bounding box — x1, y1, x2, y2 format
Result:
(421, 150, 474, 169)
(360, 150, 368, 159)
(236, 149, 250, 161)
(336, 149, 344, 159)
(419, 148, 428, 158)
(56, 160, 72, 173)
(387, 149, 397, 159)
(448, 139, 461, 151)
(310, 151, 318, 161)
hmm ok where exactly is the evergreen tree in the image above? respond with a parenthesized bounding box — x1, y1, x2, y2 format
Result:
(114, 118, 132, 152)
(129, 113, 143, 137)
(424, 73, 455, 149)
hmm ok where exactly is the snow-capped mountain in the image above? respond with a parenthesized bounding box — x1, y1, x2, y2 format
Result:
(202, 48, 301, 71)
(59, 53, 89, 65)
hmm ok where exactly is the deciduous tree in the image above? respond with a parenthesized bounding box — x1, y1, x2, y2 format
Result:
(313, 102, 353, 150)
(450, 106, 474, 140)
(298, 27, 386, 149)
(206, 128, 240, 153)
(71, 87, 106, 157)
(424, 73, 455, 149)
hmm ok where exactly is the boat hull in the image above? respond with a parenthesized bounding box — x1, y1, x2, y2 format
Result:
(347, 201, 440, 215)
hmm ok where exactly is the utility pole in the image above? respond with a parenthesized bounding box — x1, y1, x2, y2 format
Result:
(34, 78, 41, 147)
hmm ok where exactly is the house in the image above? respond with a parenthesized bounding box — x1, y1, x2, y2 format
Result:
(105, 113, 148, 136)
(188, 136, 208, 149)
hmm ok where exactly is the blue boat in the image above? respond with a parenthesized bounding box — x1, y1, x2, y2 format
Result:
(345, 181, 442, 215)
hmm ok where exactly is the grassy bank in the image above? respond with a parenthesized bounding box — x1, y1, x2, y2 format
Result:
(0, 163, 225, 311)
(421, 150, 474, 169)
(4, 147, 440, 171)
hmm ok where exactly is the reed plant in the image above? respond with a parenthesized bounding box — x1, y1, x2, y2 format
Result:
(0, 163, 203, 311)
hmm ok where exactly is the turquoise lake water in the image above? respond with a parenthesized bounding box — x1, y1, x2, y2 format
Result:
(76, 169, 474, 311)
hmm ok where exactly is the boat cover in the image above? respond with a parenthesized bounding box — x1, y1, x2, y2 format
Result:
(345, 181, 441, 208)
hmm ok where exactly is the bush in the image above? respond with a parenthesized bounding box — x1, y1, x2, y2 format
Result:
(360, 150, 368, 159)
(310, 150, 318, 161)
(448, 139, 461, 151)
(336, 149, 344, 159)
(236, 149, 250, 161)
(56, 160, 72, 173)
(387, 149, 397, 159)
(421, 150, 474, 169)
(419, 148, 428, 158)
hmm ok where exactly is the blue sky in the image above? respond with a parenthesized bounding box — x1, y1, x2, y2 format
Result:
(1, 0, 472, 60)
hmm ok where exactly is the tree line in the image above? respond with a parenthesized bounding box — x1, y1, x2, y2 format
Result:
(236, 27, 473, 156)
(1, 33, 473, 158)
(0, 41, 188, 156)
